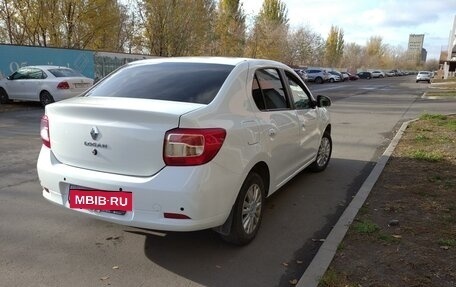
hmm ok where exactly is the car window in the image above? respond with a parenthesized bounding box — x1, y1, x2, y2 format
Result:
(48, 68, 84, 77)
(85, 62, 234, 105)
(10, 69, 28, 80)
(28, 68, 46, 79)
(252, 68, 290, 111)
(284, 72, 312, 109)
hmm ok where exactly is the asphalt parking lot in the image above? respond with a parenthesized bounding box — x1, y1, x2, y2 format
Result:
(1, 76, 455, 287)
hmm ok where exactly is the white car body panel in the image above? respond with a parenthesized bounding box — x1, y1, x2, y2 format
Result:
(37, 57, 331, 232)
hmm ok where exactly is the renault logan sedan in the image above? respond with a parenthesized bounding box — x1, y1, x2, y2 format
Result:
(0, 65, 93, 106)
(37, 58, 332, 245)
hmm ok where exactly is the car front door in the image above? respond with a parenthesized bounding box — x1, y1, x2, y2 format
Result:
(4, 68, 29, 99)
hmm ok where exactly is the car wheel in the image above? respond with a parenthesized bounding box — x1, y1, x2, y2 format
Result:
(329, 78, 334, 83)
(416, 80, 419, 83)
(315, 77, 323, 84)
(0, 88, 10, 104)
(309, 132, 332, 172)
(221, 172, 265, 245)
(40, 91, 55, 107)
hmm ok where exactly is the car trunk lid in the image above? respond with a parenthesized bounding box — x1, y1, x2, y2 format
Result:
(46, 97, 204, 177)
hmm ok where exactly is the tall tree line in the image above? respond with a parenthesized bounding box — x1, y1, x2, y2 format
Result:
(0, 0, 425, 70)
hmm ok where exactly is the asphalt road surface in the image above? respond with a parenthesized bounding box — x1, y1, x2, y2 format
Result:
(1, 76, 455, 287)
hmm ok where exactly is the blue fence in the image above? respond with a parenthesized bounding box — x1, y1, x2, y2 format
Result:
(0, 44, 95, 78)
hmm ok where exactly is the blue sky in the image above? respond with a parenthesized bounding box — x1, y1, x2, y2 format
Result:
(241, 0, 456, 60)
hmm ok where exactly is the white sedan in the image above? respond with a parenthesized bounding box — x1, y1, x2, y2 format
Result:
(0, 65, 93, 106)
(37, 57, 332, 245)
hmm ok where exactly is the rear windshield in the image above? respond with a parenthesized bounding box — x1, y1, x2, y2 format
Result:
(85, 62, 234, 104)
(48, 68, 84, 77)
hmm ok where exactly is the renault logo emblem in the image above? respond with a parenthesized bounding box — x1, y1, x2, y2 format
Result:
(90, 127, 100, 140)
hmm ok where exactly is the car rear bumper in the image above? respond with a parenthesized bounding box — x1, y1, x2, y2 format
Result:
(37, 146, 239, 231)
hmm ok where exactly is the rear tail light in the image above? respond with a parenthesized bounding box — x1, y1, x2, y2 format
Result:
(57, 81, 70, 89)
(40, 115, 51, 148)
(163, 128, 226, 166)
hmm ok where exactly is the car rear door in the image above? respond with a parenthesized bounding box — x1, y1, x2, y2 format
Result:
(283, 71, 320, 166)
(250, 67, 301, 189)
(23, 68, 46, 100)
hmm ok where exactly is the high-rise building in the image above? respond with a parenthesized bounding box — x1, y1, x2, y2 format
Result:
(421, 48, 427, 62)
(407, 34, 425, 63)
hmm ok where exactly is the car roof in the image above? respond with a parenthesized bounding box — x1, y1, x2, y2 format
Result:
(18, 65, 73, 70)
(129, 57, 286, 68)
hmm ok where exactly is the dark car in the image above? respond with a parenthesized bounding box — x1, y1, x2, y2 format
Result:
(341, 72, 359, 81)
(357, 72, 372, 79)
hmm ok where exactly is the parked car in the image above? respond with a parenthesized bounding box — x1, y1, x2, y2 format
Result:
(385, 71, 396, 77)
(37, 57, 332, 245)
(371, 70, 385, 78)
(0, 65, 93, 106)
(306, 68, 330, 84)
(294, 69, 308, 82)
(339, 71, 350, 81)
(357, 71, 372, 79)
(342, 72, 359, 81)
(416, 71, 431, 83)
(328, 71, 342, 82)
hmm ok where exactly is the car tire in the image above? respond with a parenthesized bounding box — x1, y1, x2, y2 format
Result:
(315, 77, 323, 84)
(329, 78, 334, 83)
(40, 91, 55, 107)
(309, 132, 332, 172)
(0, 88, 10, 104)
(220, 172, 265, 245)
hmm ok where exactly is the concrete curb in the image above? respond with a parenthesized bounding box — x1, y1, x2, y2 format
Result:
(297, 119, 416, 287)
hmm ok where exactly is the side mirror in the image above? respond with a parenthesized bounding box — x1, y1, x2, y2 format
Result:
(6, 76, 11, 80)
(317, 95, 331, 107)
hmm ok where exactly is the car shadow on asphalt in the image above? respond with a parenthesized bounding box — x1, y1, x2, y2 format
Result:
(128, 157, 375, 287)
(0, 101, 42, 113)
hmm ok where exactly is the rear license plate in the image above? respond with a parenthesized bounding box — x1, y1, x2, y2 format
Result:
(74, 83, 88, 88)
(69, 187, 132, 212)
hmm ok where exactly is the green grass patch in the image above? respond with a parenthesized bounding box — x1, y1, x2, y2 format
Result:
(438, 239, 456, 247)
(319, 269, 355, 287)
(354, 219, 379, 234)
(420, 113, 447, 121)
(431, 78, 456, 83)
(414, 134, 429, 142)
(377, 232, 401, 243)
(409, 150, 444, 162)
(426, 91, 456, 97)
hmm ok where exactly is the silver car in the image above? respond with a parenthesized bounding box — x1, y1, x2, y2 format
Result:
(416, 71, 431, 83)
(306, 69, 330, 84)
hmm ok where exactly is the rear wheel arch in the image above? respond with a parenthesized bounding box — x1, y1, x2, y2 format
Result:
(324, 124, 331, 136)
(39, 90, 55, 107)
(250, 161, 270, 197)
